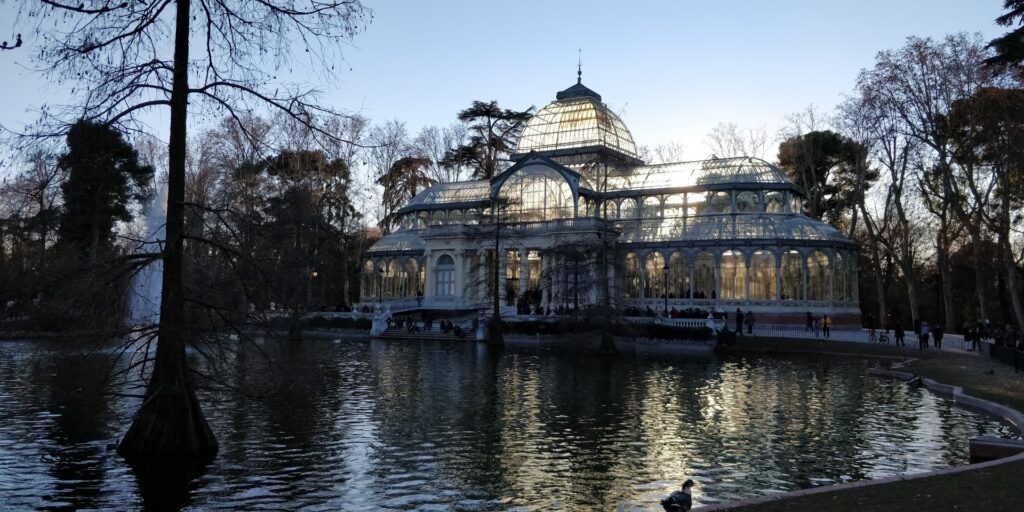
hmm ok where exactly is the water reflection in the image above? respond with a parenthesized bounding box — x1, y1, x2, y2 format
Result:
(0, 338, 1016, 511)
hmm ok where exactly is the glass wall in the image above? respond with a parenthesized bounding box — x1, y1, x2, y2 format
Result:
(434, 255, 455, 296)
(781, 250, 803, 300)
(807, 251, 829, 301)
(499, 167, 574, 222)
(644, 253, 666, 299)
(749, 250, 776, 300)
(668, 252, 689, 299)
(694, 252, 715, 299)
(624, 253, 642, 298)
(720, 250, 746, 300)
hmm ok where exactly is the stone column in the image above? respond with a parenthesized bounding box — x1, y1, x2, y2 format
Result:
(424, 252, 433, 298)
(454, 250, 465, 303)
(688, 265, 695, 299)
(828, 249, 835, 307)
(498, 249, 507, 307)
(541, 253, 550, 309)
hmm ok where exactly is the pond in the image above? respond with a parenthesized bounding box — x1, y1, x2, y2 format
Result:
(0, 336, 1017, 511)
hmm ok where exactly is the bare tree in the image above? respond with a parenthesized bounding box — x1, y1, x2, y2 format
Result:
(705, 122, 770, 159)
(637, 141, 686, 164)
(7, 0, 370, 458)
(414, 123, 468, 183)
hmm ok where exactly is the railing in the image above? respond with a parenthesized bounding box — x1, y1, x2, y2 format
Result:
(745, 325, 975, 354)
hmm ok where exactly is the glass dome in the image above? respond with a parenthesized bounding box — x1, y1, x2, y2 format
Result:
(400, 180, 490, 210)
(516, 83, 637, 159)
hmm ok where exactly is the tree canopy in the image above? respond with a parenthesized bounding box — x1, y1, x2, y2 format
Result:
(57, 120, 153, 262)
(441, 101, 533, 180)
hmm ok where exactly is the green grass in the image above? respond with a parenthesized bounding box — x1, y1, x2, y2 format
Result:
(716, 339, 1024, 512)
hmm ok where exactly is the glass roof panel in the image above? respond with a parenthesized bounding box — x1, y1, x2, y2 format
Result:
(618, 213, 848, 243)
(603, 157, 794, 192)
(404, 180, 491, 208)
(365, 230, 425, 254)
(516, 98, 638, 158)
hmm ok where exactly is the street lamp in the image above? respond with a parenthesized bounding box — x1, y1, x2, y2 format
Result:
(663, 264, 669, 317)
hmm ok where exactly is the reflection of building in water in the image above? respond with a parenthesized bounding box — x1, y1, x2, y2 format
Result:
(360, 78, 860, 326)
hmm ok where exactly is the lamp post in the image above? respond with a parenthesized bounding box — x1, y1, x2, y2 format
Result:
(663, 264, 669, 317)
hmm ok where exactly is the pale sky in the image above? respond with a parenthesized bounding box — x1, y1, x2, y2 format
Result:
(0, 0, 1009, 165)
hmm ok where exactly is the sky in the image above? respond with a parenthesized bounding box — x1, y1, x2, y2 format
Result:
(0, 0, 1010, 165)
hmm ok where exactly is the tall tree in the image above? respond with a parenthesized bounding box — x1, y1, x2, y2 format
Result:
(704, 122, 770, 159)
(57, 120, 154, 263)
(777, 130, 870, 224)
(11, 0, 369, 458)
(441, 101, 533, 180)
(376, 156, 434, 232)
(985, 0, 1024, 75)
(946, 87, 1024, 329)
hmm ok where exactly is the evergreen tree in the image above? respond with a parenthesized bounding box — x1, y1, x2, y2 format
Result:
(986, 1, 1024, 74)
(441, 101, 533, 180)
(57, 120, 153, 262)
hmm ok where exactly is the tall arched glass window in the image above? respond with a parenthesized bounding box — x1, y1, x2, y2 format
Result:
(694, 252, 715, 299)
(362, 260, 375, 299)
(735, 191, 759, 213)
(624, 253, 642, 298)
(668, 252, 689, 298)
(781, 250, 803, 300)
(498, 167, 575, 222)
(406, 259, 421, 297)
(834, 253, 848, 301)
(642, 197, 662, 219)
(749, 250, 776, 300)
(386, 260, 400, 297)
(708, 191, 731, 213)
(720, 250, 746, 300)
(807, 251, 830, 301)
(434, 254, 455, 296)
(644, 253, 666, 299)
(618, 198, 638, 219)
(764, 191, 786, 213)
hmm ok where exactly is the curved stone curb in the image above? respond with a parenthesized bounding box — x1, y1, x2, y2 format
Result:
(695, 368, 1024, 511)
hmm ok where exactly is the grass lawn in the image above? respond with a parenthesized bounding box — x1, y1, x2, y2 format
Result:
(713, 339, 1024, 512)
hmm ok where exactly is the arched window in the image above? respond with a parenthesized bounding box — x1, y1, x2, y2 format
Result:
(749, 250, 776, 300)
(406, 259, 421, 298)
(834, 253, 848, 301)
(687, 192, 705, 216)
(694, 252, 715, 299)
(386, 260, 400, 297)
(362, 260, 375, 299)
(434, 254, 455, 296)
(498, 167, 575, 222)
(764, 191, 786, 213)
(624, 253, 642, 299)
(417, 212, 429, 229)
(448, 210, 464, 225)
(708, 191, 731, 213)
(618, 198, 638, 219)
(781, 250, 803, 300)
(645, 253, 666, 299)
(790, 194, 803, 214)
(429, 211, 445, 226)
(464, 209, 479, 225)
(720, 250, 746, 300)
(668, 252, 689, 299)
(807, 251, 830, 301)
(735, 191, 759, 213)
(642, 197, 662, 219)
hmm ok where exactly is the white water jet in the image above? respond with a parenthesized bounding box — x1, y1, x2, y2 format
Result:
(127, 182, 168, 326)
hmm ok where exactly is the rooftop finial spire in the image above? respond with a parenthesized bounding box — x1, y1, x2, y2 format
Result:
(577, 48, 582, 84)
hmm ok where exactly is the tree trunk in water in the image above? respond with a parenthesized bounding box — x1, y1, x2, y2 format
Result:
(118, 0, 218, 459)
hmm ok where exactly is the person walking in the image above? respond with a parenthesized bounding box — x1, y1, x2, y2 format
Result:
(745, 311, 754, 334)
(919, 321, 930, 350)
(822, 314, 831, 339)
(933, 323, 944, 350)
(805, 311, 813, 332)
(812, 316, 820, 339)
(894, 321, 905, 347)
(735, 308, 743, 335)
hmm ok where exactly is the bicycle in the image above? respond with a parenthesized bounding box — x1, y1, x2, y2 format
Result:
(868, 328, 890, 345)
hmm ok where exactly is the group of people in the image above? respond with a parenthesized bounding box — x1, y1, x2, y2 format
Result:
(386, 316, 465, 338)
(804, 312, 833, 338)
(732, 308, 756, 334)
